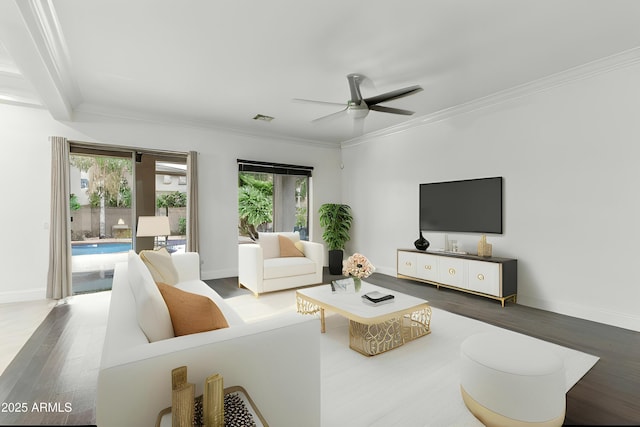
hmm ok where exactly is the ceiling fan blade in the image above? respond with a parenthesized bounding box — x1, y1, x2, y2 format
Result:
(293, 98, 346, 107)
(364, 85, 423, 106)
(369, 105, 416, 115)
(312, 107, 348, 123)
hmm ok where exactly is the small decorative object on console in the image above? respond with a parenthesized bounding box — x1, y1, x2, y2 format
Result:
(414, 231, 430, 251)
(477, 234, 493, 257)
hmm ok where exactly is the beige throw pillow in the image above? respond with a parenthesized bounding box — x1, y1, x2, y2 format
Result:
(140, 247, 180, 285)
(278, 235, 304, 257)
(127, 251, 175, 342)
(258, 232, 280, 259)
(157, 283, 230, 336)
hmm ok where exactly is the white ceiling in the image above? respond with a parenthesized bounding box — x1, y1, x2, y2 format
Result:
(1, 0, 640, 145)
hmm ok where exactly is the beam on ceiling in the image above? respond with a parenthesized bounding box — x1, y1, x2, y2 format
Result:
(0, 0, 81, 120)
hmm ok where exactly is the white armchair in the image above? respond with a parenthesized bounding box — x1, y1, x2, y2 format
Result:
(239, 232, 324, 295)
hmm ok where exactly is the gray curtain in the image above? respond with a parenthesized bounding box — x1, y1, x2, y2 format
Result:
(186, 151, 199, 253)
(47, 136, 73, 299)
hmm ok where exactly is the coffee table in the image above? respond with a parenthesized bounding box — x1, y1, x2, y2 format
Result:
(296, 281, 432, 356)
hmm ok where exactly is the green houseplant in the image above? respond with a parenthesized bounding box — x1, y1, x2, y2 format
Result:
(318, 203, 353, 274)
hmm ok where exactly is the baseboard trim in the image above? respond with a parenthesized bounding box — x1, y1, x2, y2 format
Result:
(0, 287, 46, 304)
(201, 268, 238, 281)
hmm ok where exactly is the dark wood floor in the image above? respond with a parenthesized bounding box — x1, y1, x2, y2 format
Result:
(0, 297, 105, 426)
(364, 273, 640, 426)
(1, 270, 639, 426)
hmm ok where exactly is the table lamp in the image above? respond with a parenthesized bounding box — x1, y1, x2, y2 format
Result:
(136, 216, 170, 249)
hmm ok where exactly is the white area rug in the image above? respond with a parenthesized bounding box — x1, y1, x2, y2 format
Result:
(226, 290, 599, 427)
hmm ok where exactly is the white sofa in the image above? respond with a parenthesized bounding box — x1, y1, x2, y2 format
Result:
(97, 251, 320, 427)
(238, 231, 324, 295)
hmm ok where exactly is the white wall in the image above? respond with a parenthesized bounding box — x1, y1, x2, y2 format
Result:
(0, 106, 90, 302)
(341, 61, 640, 332)
(0, 105, 341, 302)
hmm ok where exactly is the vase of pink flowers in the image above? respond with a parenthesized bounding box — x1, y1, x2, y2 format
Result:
(342, 253, 375, 292)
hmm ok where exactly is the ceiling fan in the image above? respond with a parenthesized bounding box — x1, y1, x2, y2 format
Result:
(294, 73, 423, 133)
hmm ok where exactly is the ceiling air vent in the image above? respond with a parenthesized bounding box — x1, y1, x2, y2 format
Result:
(253, 114, 274, 122)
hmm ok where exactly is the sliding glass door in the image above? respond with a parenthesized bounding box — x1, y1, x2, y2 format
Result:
(69, 151, 133, 294)
(68, 143, 190, 294)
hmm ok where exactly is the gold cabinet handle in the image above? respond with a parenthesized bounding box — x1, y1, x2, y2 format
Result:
(477, 274, 485, 281)
(448, 268, 456, 276)
(424, 265, 432, 270)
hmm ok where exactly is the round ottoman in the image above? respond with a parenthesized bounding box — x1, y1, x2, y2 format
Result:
(460, 332, 566, 427)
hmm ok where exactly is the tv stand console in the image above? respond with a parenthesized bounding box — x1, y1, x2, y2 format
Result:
(397, 249, 517, 306)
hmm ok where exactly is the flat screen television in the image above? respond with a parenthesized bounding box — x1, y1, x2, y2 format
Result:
(419, 177, 503, 234)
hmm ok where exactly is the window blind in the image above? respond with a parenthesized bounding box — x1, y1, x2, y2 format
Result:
(237, 159, 313, 177)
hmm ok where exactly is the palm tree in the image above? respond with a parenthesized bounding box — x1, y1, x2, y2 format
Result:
(238, 172, 274, 240)
(238, 185, 272, 240)
(71, 155, 132, 238)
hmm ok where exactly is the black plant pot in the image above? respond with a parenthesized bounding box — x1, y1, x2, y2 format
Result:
(328, 249, 344, 275)
(414, 232, 430, 251)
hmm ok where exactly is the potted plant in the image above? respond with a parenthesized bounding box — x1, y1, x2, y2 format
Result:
(318, 203, 353, 274)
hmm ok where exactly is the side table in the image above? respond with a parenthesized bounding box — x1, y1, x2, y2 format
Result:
(155, 386, 268, 427)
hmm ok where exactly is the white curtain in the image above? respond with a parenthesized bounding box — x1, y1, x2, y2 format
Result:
(186, 151, 199, 253)
(47, 136, 73, 299)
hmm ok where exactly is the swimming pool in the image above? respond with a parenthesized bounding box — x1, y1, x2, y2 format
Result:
(72, 242, 132, 256)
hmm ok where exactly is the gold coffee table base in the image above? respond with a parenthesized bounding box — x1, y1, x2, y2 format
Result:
(349, 307, 432, 356)
(296, 293, 432, 356)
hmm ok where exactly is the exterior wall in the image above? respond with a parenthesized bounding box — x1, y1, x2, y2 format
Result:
(70, 207, 133, 240)
(70, 207, 185, 239)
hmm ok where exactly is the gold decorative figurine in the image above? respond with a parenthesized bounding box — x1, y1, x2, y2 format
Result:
(171, 366, 195, 427)
(203, 373, 224, 427)
(477, 235, 492, 257)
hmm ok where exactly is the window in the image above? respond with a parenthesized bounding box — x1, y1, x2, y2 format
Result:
(237, 159, 312, 241)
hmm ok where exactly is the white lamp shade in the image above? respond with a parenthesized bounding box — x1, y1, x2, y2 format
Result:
(136, 216, 171, 237)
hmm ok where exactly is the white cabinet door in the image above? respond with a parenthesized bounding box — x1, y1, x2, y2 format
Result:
(467, 260, 500, 296)
(416, 253, 439, 282)
(437, 257, 466, 288)
(397, 251, 417, 277)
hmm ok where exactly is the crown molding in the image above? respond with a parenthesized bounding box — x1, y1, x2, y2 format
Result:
(342, 46, 640, 149)
(0, 94, 45, 109)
